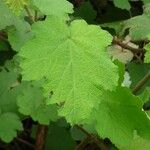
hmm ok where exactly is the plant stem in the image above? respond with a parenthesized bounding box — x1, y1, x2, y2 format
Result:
(76, 125, 91, 136)
(113, 37, 145, 54)
(24, 5, 34, 23)
(76, 125, 108, 150)
(132, 71, 150, 94)
(35, 124, 48, 150)
(76, 136, 92, 150)
(34, 10, 38, 22)
(0, 32, 8, 42)
(16, 137, 35, 149)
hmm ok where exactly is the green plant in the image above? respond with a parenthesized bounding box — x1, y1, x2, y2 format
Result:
(0, 0, 150, 149)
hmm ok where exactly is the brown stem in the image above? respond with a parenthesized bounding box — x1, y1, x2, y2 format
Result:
(0, 32, 8, 42)
(0, 35, 7, 42)
(113, 37, 145, 54)
(76, 136, 92, 150)
(76, 125, 91, 136)
(132, 71, 150, 94)
(34, 10, 38, 22)
(16, 137, 35, 149)
(130, 39, 150, 45)
(76, 125, 108, 150)
(35, 124, 48, 150)
(24, 5, 34, 23)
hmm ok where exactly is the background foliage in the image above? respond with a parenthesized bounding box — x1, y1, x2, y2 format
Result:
(0, 0, 150, 150)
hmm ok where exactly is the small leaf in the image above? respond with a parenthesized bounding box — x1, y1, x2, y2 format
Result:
(108, 45, 134, 64)
(8, 19, 33, 51)
(17, 81, 58, 125)
(123, 15, 150, 40)
(0, 1, 17, 30)
(0, 111, 23, 142)
(113, 0, 131, 10)
(0, 0, 32, 49)
(32, 0, 73, 20)
(0, 70, 19, 113)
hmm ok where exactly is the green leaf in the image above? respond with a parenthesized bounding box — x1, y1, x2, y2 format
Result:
(0, 62, 30, 114)
(94, 87, 150, 146)
(0, 111, 23, 142)
(0, 1, 18, 30)
(113, 60, 125, 86)
(0, 70, 19, 113)
(17, 81, 58, 125)
(113, 0, 131, 10)
(70, 126, 86, 141)
(32, 0, 73, 19)
(4, 0, 29, 13)
(144, 43, 150, 63)
(140, 87, 150, 103)
(140, 87, 150, 111)
(119, 135, 150, 150)
(100, 21, 124, 36)
(143, 3, 150, 15)
(8, 19, 33, 51)
(45, 123, 75, 150)
(0, 40, 9, 51)
(19, 17, 118, 124)
(128, 63, 150, 93)
(73, 1, 96, 23)
(0, 0, 32, 50)
(143, 0, 150, 5)
(123, 14, 150, 40)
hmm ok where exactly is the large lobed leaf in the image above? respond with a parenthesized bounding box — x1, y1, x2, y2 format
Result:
(119, 135, 150, 150)
(19, 17, 118, 124)
(94, 87, 150, 146)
